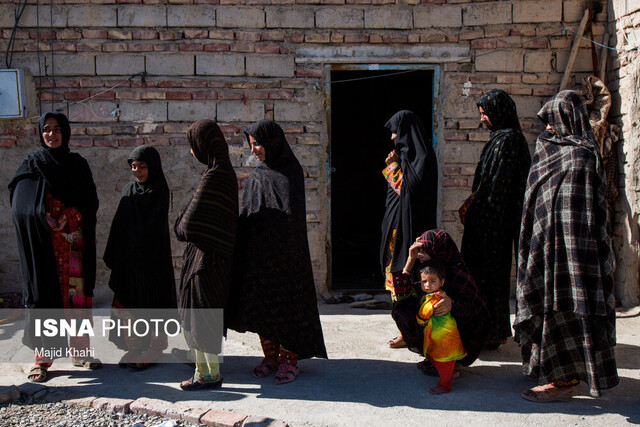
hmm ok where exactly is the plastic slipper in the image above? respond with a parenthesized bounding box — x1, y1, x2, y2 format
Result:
(28, 365, 48, 383)
(522, 384, 573, 402)
(252, 357, 279, 378)
(274, 363, 300, 385)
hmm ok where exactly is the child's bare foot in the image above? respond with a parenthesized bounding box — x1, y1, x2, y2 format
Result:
(429, 386, 450, 395)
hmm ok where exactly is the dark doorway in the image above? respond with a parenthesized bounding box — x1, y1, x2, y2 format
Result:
(330, 67, 435, 290)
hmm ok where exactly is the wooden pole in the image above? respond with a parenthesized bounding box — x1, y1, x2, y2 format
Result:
(599, 33, 610, 82)
(560, 9, 591, 91)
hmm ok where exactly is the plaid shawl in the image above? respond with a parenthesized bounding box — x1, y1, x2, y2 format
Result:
(516, 91, 615, 320)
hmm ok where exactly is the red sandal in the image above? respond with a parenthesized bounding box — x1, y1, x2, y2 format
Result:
(274, 362, 300, 385)
(252, 357, 279, 378)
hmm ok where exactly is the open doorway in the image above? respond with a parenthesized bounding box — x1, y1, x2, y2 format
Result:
(329, 66, 436, 291)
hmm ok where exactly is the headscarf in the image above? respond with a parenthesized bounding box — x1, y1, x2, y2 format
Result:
(174, 120, 238, 259)
(380, 110, 438, 274)
(419, 229, 489, 365)
(476, 89, 522, 131)
(103, 146, 175, 308)
(9, 111, 98, 307)
(241, 120, 302, 216)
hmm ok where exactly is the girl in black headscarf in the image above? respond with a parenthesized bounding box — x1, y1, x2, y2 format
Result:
(381, 110, 438, 348)
(227, 120, 327, 385)
(104, 145, 177, 368)
(460, 89, 531, 349)
(174, 119, 238, 390)
(9, 111, 100, 382)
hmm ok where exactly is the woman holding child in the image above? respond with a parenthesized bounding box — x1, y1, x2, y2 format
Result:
(228, 120, 327, 385)
(393, 229, 488, 369)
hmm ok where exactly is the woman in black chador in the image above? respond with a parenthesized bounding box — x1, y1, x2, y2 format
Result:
(104, 145, 177, 369)
(381, 110, 438, 348)
(460, 89, 531, 349)
(228, 120, 327, 385)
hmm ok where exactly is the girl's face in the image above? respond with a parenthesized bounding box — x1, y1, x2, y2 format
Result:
(42, 117, 63, 149)
(420, 272, 444, 294)
(391, 132, 397, 141)
(249, 135, 266, 162)
(479, 106, 493, 128)
(131, 160, 149, 183)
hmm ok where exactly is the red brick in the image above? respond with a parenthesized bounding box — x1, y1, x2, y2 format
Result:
(128, 42, 154, 52)
(344, 33, 369, 43)
(254, 44, 280, 54)
(86, 126, 112, 136)
(471, 40, 496, 49)
(69, 138, 93, 147)
(170, 137, 188, 145)
(164, 124, 188, 133)
(141, 91, 165, 100)
(209, 29, 235, 40)
(204, 43, 231, 52)
(369, 34, 383, 43)
(6, 29, 28, 39)
(443, 166, 460, 176)
(235, 31, 261, 42)
(179, 43, 203, 51)
(230, 41, 254, 52)
(192, 90, 218, 100)
(511, 27, 537, 37)
(408, 33, 420, 43)
(382, 34, 408, 43)
(469, 75, 496, 84)
(533, 87, 557, 96)
(33, 30, 55, 40)
(166, 91, 192, 100)
(289, 32, 304, 43)
(0, 138, 17, 147)
(82, 30, 108, 39)
(94, 139, 118, 147)
(218, 91, 243, 100)
(154, 43, 179, 52)
(510, 86, 532, 96)
(182, 80, 208, 88)
(113, 125, 138, 134)
(40, 91, 64, 101)
(132, 29, 158, 40)
(109, 29, 132, 40)
(268, 90, 294, 100)
(442, 212, 456, 222)
(57, 30, 82, 40)
(184, 29, 208, 39)
(103, 42, 128, 52)
(260, 31, 284, 42)
(159, 31, 182, 41)
(295, 69, 322, 78)
(146, 136, 171, 146)
(331, 32, 344, 43)
(64, 90, 90, 100)
(77, 42, 102, 52)
(444, 131, 468, 141)
(305, 33, 330, 43)
(526, 38, 550, 49)
(459, 29, 484, 41)
(116, 91, 141, 100)
(55, 80, 80, 88)
(117, 0, 142, 3)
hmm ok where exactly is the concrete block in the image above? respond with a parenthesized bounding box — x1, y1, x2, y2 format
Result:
(414, 5, 462, 28)
(118, 6, 166, 27)
(18, 4, 66, 27)
(166, 403, 212, 424)
(475, 50, 524, 73)
(511, 95, 545, 120)
(316, 8, 364, 29)
(513, 1, 562, 23)
(130, 397, 171, 417)
(119, 101, 168, 122)
(201, 409, 247, 427)
(266, 7, 314, 28)
(217, 101, 263, 122)
(168, 101, 216, 121)
(68, 101, 118, 123)
(444, 142, 484, 165)
(68, 6, 117, 27)
(147, 54, 195, 75)
(168, 5, 216, 27)
(92, 397, 134, 414)
(274, 102, 319, 122)
(246, 55, 294, 77)
(53, 54, 96, 77)
(563, 0, 589, 22)
(555, 48, 594, 73)
(96, 54, 144, 76)
(364, 8, 412, 29)
(524, 51, 554, 73)
(0, 5, 15, 27)
(0, 386, 20, 404)
(463, 2, 511, 26)
(217, 7, 264, 28)
(292, 145, 322, 167)
(196, 54, 245, 76)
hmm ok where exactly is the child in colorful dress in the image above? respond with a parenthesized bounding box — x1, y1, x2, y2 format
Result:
(416, 261, 467, 394)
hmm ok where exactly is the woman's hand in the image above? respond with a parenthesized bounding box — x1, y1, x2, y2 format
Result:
(385, 150, 399, 165)
(433, 292, 452, 316)
(408, 241, 423, 262)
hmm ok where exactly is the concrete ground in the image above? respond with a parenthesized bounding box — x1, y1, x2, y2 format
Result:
(0, 301, 639, 426)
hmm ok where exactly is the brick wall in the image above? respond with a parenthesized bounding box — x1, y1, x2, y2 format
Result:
(608, 0, 640, 307)
(1, 0, 623, 303)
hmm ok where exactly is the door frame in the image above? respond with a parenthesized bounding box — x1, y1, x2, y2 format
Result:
(323, 63, 442, 291)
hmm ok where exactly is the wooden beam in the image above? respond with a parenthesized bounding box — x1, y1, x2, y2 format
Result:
(560, 9, 591, 91)
(599, 33, 610, 82)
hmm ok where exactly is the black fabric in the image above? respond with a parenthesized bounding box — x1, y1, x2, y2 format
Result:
(380, 110, 438, 274)
(9, 111, 99, 307)
(227, 120, 327, 359)
(461, 89, 531, 341)
(175, 120, 238, 353)
(104, 146, 176, 310)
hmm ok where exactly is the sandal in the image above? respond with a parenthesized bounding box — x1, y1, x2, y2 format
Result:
(71, 357, 102, 370)
(274, 363, 300, 385)
(180, 376, 223, 391)
(522, 383, 574, 403)
(252, 357, 279, 378)
(28, 365, 48, 383)
(388, 335, 407, 348)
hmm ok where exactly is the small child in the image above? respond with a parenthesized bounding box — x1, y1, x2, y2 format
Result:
(416, 261, 467, 395)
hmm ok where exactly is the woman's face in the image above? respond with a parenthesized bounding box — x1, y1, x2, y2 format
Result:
(391, 133, 397, 141)
(249, 135, 266, 162)
(546, 123, 560, 135)
(131, 160, 149, 183)
(479, 106, 493, 128)
(42, 117, 63, 149)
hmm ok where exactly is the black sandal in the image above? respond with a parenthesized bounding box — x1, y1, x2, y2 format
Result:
(179, 376, 223, 390)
